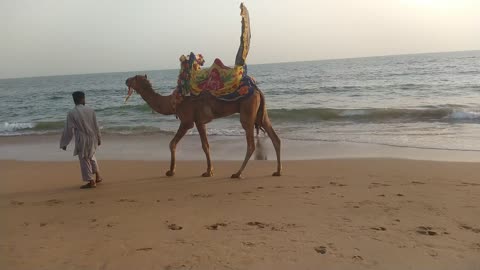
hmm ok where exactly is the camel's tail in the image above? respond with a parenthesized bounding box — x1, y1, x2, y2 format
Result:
(255, 88, 267, 136)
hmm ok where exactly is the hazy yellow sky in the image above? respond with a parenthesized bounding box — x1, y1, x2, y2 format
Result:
(1, 0, 479, 78)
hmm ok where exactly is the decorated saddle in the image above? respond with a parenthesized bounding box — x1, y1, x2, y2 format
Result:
(175, 53, 256, 101)
(174, 3, 254, 102)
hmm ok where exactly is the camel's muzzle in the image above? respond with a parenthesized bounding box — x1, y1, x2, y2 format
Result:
(124, 86, 134, 104)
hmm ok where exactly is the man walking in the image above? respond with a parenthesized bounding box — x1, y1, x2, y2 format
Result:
(60, 91, 103, 189)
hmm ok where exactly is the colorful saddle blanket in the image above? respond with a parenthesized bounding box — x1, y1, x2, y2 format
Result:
(176, 52, 256, 101)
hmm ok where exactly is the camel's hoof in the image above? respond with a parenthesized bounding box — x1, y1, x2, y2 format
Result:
(272, 171, 282, 177)
(166, 170, 175, 177)
(202, 171, 214, 177)
(231, 173, 243, 179)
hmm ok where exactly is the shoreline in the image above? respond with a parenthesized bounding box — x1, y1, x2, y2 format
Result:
(1, 134, 480, 162)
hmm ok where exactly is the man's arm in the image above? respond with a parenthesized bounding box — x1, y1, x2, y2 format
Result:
(93, 111, 101, 146)
(60, 112, 74, 150)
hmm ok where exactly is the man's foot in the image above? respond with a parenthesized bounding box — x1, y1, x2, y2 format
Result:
(96, 177, 103, 184)
(80, 181, 96, 189)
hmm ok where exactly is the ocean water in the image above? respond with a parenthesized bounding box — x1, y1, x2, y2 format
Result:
(1, 50, 479, 151)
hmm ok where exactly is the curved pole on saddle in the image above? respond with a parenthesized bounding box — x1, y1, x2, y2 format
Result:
(235, 3, 251, 67)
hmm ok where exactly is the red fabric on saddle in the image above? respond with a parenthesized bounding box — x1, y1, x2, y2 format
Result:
(213, 58, 231, 70)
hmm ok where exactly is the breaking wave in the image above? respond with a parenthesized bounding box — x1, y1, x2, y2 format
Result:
(1, 121, 65, 136)
(268, 107, 480, 123)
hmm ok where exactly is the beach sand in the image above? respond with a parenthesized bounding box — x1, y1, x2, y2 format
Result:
(1, 159, 480, 269)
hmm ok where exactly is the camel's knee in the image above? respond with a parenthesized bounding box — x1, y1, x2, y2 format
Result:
(275, 137, 281, 148)
(202, 143, 210, 152)
(247, 143, 255, 154)
(169, 140, 177, 151)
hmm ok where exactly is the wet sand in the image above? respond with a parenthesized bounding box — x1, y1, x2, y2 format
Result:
(1, 159, 480, 269)
(1, 134, 480, 162)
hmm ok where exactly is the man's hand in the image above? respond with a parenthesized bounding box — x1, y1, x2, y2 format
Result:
(98, 140, 101, 146)
(61, 146, 67, 151)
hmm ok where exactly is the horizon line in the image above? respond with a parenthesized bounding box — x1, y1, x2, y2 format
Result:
(1, 49, 478, 80)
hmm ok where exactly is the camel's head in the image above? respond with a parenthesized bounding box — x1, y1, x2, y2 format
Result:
(124, 74, 149, 104)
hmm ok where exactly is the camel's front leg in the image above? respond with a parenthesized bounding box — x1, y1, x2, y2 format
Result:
(196, 122, 213, 177)
(231, 123, 255, 179)
(166, 124, 191, 176)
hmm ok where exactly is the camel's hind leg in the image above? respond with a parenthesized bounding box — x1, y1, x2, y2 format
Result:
(231, 121, 255, 179)
(262, 116, 282, 176)
(195, 122, 213, 177)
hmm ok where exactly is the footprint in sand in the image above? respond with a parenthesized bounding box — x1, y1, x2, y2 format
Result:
(136, 247, 153, 251)
(352, 255, 364, 261)
(310, 185, 323, 189)
(314, 246, 327, 254)
(460, 224, 480, 233)
(242, 241, 255, 247)
(256, 187, 264, 190)
(246, 221, 268, 229)
(78, 201, 95, 205)
(368, 182, 391, 189)
(10, 200, 24, 206)
(457, 182, 480, 187)
(167, 223, 183, 230)
(371, 226, 387, 231)
(275, 186, 284, 189)
(416, 226, 438, 236)
(411, 181, 425, 185)
(40, 223, 47, 227)
(330, 182, 347, 187)
(45, 199, 63, 206)
(206, 223, 228, 230)
(191, 193, 213, 198)
(164, 263, 189, 270)
(118, 199, 137, 203)
(246, 222, 298, 231)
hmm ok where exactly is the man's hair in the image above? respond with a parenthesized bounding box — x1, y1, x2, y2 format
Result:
(72, 91, 85, 104)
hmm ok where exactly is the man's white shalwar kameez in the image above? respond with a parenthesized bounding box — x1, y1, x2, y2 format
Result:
(60, 104, 101, 182)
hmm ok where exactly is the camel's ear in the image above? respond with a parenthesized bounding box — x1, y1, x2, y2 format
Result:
(144, 74, 147, 79)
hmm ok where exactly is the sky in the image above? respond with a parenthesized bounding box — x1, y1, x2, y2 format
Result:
(1, 0, 479, 79)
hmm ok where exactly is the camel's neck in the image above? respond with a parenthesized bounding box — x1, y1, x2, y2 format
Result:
(136, 83, 175, 115)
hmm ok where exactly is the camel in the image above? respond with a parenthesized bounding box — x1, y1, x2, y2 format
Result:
(124, 3, 281, 178)
(124, 75, 281, 178)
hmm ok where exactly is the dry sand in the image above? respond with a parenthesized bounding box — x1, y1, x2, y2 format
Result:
(1, 159, 480, 269)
